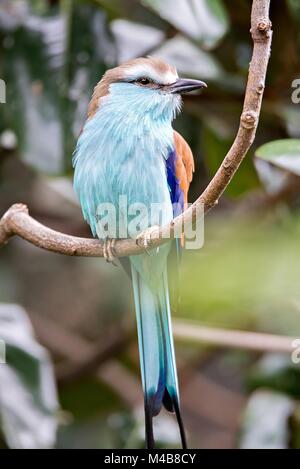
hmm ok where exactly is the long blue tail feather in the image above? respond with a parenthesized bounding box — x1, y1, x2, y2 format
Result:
(131, 264, 186, 449)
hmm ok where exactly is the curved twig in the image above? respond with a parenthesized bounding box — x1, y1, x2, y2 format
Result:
(0, 0, 272, 258)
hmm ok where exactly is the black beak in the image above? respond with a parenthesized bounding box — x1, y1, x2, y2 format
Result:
(169, 78, 207, 94)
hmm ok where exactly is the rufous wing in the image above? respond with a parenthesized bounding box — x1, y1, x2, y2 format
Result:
(174, 130, 195, 205)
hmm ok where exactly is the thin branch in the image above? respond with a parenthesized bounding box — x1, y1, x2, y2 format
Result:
(173, 321, 296, 354)
(0, 0, 272, 257)
(197, 2, 272, 213)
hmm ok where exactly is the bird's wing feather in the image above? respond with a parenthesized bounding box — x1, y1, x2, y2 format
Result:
(173, 130, 194, 206)
(166, 131, 195, 311)
(165, 131, 194, 217)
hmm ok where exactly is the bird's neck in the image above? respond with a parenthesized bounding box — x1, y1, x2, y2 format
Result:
(101, 84, 179, 145)
(75, 83, 181, 168)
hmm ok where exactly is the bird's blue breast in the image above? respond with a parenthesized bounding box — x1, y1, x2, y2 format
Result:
(73, 83, 180, 239)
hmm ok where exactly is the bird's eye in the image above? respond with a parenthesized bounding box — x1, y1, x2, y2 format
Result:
(136, 77, 152, 85)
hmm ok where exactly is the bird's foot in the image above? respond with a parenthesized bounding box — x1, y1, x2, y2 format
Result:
(136, 226, 159, 256)
(103, 238, 118, 266)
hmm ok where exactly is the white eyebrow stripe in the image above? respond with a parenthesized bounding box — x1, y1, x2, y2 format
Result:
(123, 64, 178, 85)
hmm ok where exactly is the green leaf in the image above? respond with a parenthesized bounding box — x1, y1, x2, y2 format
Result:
(255, 139, 300, 176)
(239, 390, 294, 449)
(0, 304, 59, 449)
(141, 0, 229, 48)
(255, 139, 300, 194)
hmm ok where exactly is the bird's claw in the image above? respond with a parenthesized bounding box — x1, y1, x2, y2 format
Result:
(103, 238, 118, 266)
(136, 226, 159, 256)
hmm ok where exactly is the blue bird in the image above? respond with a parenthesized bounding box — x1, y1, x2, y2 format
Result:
(73, 57, 206, 449)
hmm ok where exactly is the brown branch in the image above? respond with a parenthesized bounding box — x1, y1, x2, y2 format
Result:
(0, 0, 272, 257)
(197, 4, 272, 213)
(173, 320, 296, 354)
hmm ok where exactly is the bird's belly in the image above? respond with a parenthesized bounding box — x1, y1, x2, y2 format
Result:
(116, 159, 168, 204)
(114, 156, 173, 288)
(74, 134, 174, 240)
(111, 155, 173, 238)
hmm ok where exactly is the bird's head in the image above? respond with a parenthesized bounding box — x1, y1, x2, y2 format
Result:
(88, 57, 207, 122)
